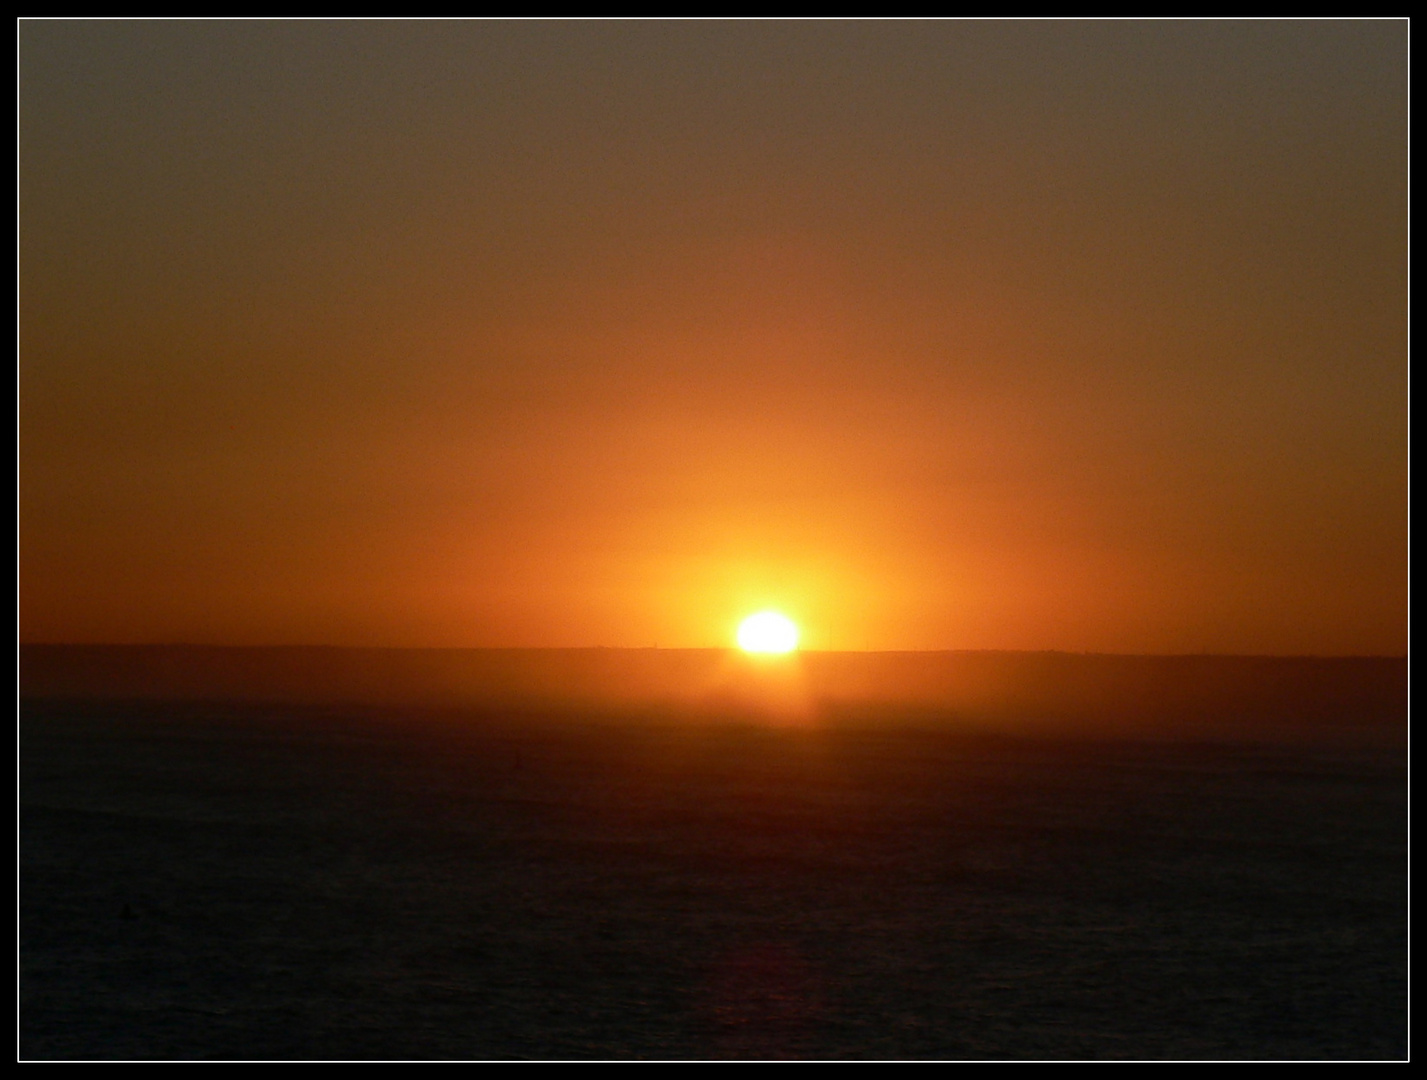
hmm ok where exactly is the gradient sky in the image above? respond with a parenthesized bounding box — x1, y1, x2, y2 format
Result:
(19, 21, 1407, 653)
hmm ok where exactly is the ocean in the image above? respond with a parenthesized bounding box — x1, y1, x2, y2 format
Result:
(20, 699, 1407, 1059)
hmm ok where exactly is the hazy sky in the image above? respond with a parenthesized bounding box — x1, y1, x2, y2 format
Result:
(19, 21, 1407, 653)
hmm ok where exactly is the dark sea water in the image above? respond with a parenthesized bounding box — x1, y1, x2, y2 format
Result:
(19, 701, 1407, 1060)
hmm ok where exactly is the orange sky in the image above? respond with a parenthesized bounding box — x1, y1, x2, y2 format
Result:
(19, 22, 1407, 653)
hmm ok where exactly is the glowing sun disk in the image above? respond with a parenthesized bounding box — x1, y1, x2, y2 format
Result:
(737, 612, 799, 654)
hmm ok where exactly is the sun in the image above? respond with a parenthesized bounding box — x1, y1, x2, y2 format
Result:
(736, 611, 800, 654)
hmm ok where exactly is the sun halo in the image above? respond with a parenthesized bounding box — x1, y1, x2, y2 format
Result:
(736, 611, 800, 654)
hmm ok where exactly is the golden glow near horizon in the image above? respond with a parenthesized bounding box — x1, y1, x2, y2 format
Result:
(17, 25, 1407, 656)
(737, 612, 800, 654)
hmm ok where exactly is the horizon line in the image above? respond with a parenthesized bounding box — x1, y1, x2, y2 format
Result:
(16, 642, 1409, 661)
